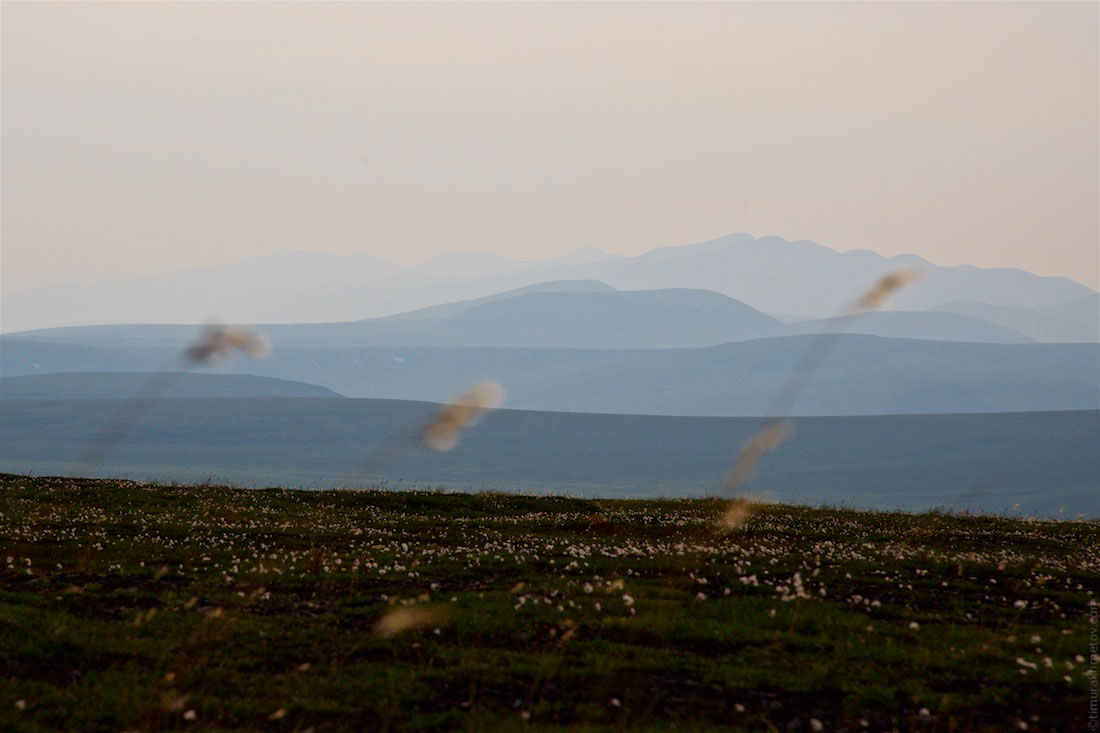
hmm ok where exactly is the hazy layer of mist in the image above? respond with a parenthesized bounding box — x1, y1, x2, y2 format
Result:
(3, 1, 1097, 295)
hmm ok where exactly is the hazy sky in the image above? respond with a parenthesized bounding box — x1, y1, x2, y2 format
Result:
(2, 1, 1098, 292)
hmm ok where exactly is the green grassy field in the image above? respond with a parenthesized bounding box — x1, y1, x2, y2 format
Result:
(1, 474, 1097, 731)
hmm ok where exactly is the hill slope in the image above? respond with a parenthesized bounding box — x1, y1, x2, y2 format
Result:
(4, 284, 1033, 348)
(1, 397, 1096, 516)
(2, 335, 1095, 416)
(788, 310, 1033, 343)
(932, 294, 1100, 343)
(0, 372, 342, 400)
(381, 279, 617, 321)
(357, 289, 785, 349)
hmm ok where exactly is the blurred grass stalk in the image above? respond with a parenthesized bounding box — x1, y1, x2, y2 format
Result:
(72, 323, 270, 473)
(719, 268, 923, 530)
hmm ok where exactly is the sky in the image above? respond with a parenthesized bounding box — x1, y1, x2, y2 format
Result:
(2, 1, 1098, 293)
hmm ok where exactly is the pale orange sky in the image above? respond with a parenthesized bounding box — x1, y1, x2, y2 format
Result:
(2, 1, 1098, 291)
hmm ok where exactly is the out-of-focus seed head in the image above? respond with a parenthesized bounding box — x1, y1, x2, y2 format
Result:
(854, 268, 923, 312)
(186, 324, 270, 364)
(723, 421, 793, 493)
(374, 605, 448, 637)
(718, 495, 770, 530)
(423, 381, 505, 451)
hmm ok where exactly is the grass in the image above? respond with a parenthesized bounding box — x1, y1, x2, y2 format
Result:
(0, 473, 1096, 731)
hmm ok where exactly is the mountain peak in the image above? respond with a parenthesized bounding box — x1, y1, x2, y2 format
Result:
(414, 251, 515, 278)
(572, 245, 610, 258)
(539, 246, 616, 266)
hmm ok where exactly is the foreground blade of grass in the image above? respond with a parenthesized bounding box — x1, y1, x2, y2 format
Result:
(719, 269, 924, 529)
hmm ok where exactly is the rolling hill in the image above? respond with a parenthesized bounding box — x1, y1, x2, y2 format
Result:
(0, 372, 342, 400)
(2, 334, 1096, 416)
(340, 289, 787, 349)
(786, 310, 1033, 343)
(2, 283, 1036, 349)
(932, 293, 1100, 343)
(1, 396, 1095, 516)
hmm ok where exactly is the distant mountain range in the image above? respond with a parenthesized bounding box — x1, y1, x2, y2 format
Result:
(6, 234, 1094, 517)
(3, 333, 1096, 416)
(4, 233, 1095, 335)
(1, 280, 1066, 350)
